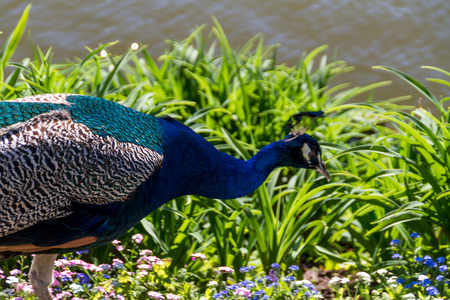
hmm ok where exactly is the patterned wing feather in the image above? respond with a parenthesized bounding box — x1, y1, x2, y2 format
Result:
(0, 95, 164, 248)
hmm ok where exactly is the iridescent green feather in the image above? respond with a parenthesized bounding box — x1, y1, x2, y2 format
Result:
(0, 95, 165, 154)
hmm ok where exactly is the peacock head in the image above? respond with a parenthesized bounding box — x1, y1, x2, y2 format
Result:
(281, 111, 330, 181)
(281, 132, 330, 181)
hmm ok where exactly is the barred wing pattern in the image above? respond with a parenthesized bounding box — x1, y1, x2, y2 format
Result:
(0, 97, 163, 238)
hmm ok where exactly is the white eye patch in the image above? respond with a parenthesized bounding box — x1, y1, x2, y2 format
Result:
(301, 143, 311, 163)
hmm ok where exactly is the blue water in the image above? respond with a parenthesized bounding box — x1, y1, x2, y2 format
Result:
(2, 0, 449, 107)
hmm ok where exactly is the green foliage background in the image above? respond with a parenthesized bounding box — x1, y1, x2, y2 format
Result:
(1, 4, 450, 282)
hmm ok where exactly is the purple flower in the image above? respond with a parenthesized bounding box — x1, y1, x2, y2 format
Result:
(390, 239, 401, 246)
(424, 255, 432, 260)
(407, 281, 419, 289)
(436, 275, 444, 281)
(426, 286, 439, 296)
(288, 265, 300, 271)
(426, 259, 438, 268)
(268, 269, 278, 282)
(392, 253, 403, 260)
(212, 293, 222, 299)
(437, 257, 446, 264)
(226, 284, 239, 290)
(422, 279, 432, 286)
(240, 267, 249, 273)
(415, 257, 424, 263)
(240, 280, 256, 288)
(75, 249, 89, 255)
(396, 278, 405, 285)
(439, 265, 448, 272)
(271, 263, 280, 269)
(410, 233, 420, 239)
(283, 276, 295, 282)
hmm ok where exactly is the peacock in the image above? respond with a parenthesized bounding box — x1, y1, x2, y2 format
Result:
(0, 94, 329, 300)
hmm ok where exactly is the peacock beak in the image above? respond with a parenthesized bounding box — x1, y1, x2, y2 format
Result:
(314, 161, 330, 182)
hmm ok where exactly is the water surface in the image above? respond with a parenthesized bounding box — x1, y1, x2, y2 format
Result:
(1, 0, 449, 108)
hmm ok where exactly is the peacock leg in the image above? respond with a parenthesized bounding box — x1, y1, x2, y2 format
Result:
(29, 254, 58, 300)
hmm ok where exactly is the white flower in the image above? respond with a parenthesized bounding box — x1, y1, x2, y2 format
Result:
(418, 274, 429, 281)
(5, 276, 19, 285)
(207, 280, 219, 287)
(69, 283, 83, 293)
(313, 295, 324, 299)
(376, 269, 388, 275)
(387, 276, 398, 284)
(372, 290, 380, 295)
(341, 278, 350, 284)
(402, 293, 416, 300)
(329, 277, 342, 285)
(296, 279, 312, 286)
(356, 272, 372, 284)
(356, 271, 371, 278)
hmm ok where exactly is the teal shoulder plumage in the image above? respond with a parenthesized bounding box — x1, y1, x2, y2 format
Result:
(0, 94, 164, 154)
(66, 95, 164, 154)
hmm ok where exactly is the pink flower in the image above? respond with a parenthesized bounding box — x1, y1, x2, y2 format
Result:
(112, 240, 121, 245)
(22, 284, 33, 293)
(112, 258, 124, 269)
(54, 259, 69, 267)
(234, 287, 251, 298)
(68, 259, 84, 266)
(137, 264, 151, 270)
(218, 266, 234, 273)
(132, 233, 144, 244)
(166, 293, 182, 300)
(137, 256, 163, 267)
(86, 264, 103, 272)
(10, 269, 21, 276)
(137, 270, 148, 278)
(106, 291, 116, 297)
(116, 245, 124, 251)
(52, 278, 61, 287)
(148, 291, 164, 299)
(60, 270, 74, 279)
(191, 253, 207, 261)
(139, 249, 153, 256)
(55, 291, 72, 299)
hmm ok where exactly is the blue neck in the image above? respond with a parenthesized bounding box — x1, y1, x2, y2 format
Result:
(143, 119, 286, 208)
